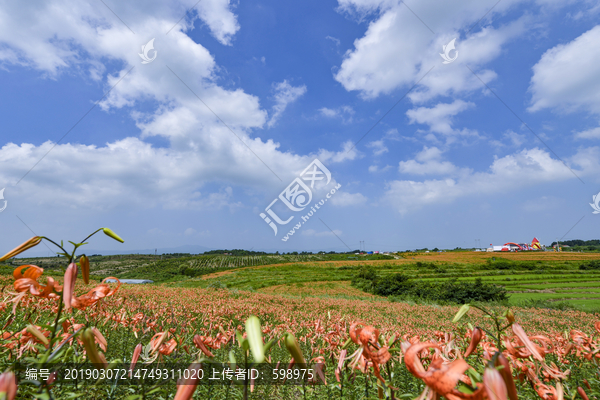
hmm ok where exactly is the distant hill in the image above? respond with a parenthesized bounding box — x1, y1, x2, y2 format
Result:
(13, 244, 213, 258)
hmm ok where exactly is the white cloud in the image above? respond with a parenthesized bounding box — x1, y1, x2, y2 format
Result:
(330, 191, 367, 206)
(184, 227, 196, 235)
(491, 130, 527, 147)
(398, 146, 462, 175)
(319, 105, 355, 123)
(386, 147, 595, 214)
(366, 128, 399, 156)
(406, 100, 474, 135)
(195, 0, 240, 45)
(574, 126, 600, 139)
(334, 0, 528, 101)
(367, 139, 388, 155)
(529, 25, 600, 115)
(318, 140, 360, 163)
(325, 35, 341, 46)
(368, 164, 392, 173)
(267, 80, 307, 128)
(0, 0, 357, 213)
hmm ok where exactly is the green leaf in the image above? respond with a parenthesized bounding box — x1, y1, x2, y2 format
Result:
(236, 330, 244, 348)
(264, 337, 279, 354)
(245, 315, 265, 363)
(342, 337, 352, 349)
(457, 381, 476, 394)
(388, 334, 396, 347)
(453, 304, 471, 323)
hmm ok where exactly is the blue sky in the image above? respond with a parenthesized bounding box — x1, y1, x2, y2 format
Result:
(1, 0, 600, 254)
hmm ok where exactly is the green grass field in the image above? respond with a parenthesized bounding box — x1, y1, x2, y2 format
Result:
(6, 251, 600, 312)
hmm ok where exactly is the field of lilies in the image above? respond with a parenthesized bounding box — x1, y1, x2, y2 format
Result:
(0, 231, 599, 399)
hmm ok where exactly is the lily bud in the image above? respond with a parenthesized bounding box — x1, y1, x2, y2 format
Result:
(505, 310, 515, 324)
(0, 371, 17, 400)
(464, 327, 482, 357)
(577, 387, 590, 400)
(129, 344, 143, 378)
(102, 228, 124, 243)
(0, 237, 42, 262)
(47, 371, 57, 386)
(63, 263, 78, 310)
(81, 328, 107, 369)
(484, 368, 508, 400)
(26, 325, 49, 346)
(80, 255, 90, 284)
(174, 363, 202, 400)
(284, 333, 306, 365)
(495, 354, 518, 400)
(245, 316, 265, 363)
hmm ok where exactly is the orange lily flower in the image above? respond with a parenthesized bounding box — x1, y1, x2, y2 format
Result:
(70, 277, 121, 310)
(192, 335, 214, 358)
(348, 322, 391, 384)
(150, 332, 177, 355)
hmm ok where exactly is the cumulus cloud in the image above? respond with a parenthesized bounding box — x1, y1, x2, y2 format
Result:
(334, 0, 528, 101)
(406, 100, 475, 135)
(574, 126, 600, 139)
(398, 146, 463, 176)
(330, 191, 367, 206)
(195, 0, 240, 45)
(366, 129, 399, 156)
(318, 140, 360, 163)
(267, 80, 307, 128)
(367, 139, 388, 155)
(0, 0, 353, 213)
(386, 147, 596, 214)
(529, 25, 600, 115)
(491, 130, 527, 148)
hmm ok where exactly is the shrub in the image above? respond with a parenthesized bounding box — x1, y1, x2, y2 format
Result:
(351, 269, 508, 304)
(481, 258, 539, 271)
(579, 260, 600, 270)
